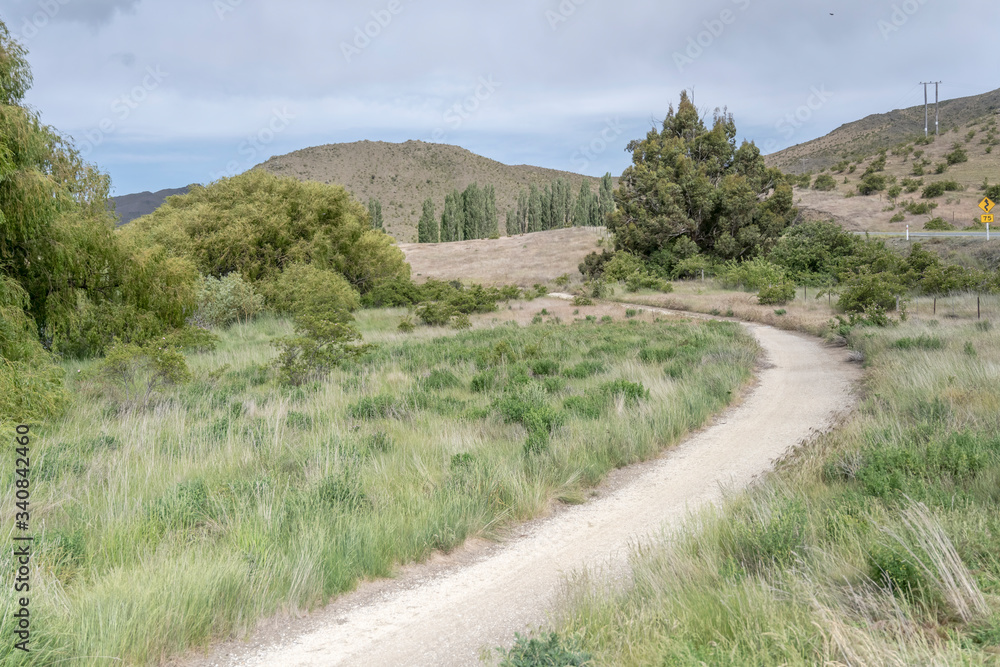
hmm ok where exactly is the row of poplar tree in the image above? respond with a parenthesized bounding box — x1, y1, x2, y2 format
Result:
(415, 175, 615, 243)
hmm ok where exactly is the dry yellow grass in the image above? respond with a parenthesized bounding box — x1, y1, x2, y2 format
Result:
(400, 226, 608, 287)
(614, 281, 841, 335)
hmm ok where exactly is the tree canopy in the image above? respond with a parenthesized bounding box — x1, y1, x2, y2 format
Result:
(119, 169, 410, 295)
(1, 22, 194, 361)
(608, 91, 796, 262)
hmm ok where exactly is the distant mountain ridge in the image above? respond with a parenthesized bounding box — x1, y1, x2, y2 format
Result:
(110, 186, 192, 226)
(766, 86, 1000, 173)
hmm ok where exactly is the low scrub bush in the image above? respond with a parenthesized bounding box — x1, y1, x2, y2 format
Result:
(923, 217, 955, 231)
(812, 173, 837, 191)
(757, 281, 796, 305)
(497, 632, 592, 667)
(87, 341, 191, 411)
(193, 274, 266, 327)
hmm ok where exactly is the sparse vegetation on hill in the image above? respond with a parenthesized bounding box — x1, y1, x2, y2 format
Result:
(766, 87, 1000, 173)
(258, 140, 615, 241)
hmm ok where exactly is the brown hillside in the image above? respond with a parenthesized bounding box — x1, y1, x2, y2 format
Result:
(766, 87, 1000, 173)
(256, 140, 615, 243)
(765, 87, 1000, 231)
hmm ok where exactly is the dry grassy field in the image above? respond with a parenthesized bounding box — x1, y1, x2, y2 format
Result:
(400, 226, 608, 287)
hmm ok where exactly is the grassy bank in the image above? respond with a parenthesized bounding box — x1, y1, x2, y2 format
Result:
(0, 309, 757, 665)
(520, 306, 1000, 665)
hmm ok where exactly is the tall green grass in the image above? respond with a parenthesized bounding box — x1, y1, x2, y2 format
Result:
(0, 312, 756, 665)
(539, 316, 1000, 665)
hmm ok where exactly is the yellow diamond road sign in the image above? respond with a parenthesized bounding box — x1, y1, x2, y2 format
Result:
(981, 197, 995, 214)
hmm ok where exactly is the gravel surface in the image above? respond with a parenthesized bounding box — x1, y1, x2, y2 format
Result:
(173, 306, 860, 667)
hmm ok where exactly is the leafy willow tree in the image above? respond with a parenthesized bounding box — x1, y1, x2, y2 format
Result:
(608, 91, 796, 262)
(417, 197, 438, 243)
(120, 170, 410, 297)
(0, 22, 195, 360)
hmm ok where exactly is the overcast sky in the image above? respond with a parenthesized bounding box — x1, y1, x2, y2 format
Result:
(0, 0, 993, 195)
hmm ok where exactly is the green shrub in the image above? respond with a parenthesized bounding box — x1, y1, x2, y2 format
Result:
(945, 145, 968, 164)
(922, 182, 946, 198)
(563, 361, 605, 378)
(470, 369, 498, 393)
(349, 394, 402, 420)
(88, 341, 192, 411)
(812, 173, 837, 191)
(267, 263, 360, 322)
(724, 498, 807, 572)
(563, 394, 604, 419)
(273, 317, 368, 385)
(717, 258, 788, 291)
(530, 359, 560, 376)
(416, 301, 456, 326)
(904, 201, 937, 215)
(757, 281, 796, 305)
(838, 272, 905, 315)
(600, 379, 649, 404)
(572, 295, 593, 306)
(497, 632, 592, 667)
(194, 273, 266, 327)
(317, 471, 367, 510)
(890, 212, 906, 223)
(923, 217, 954, 231)
(422, 368, 462, 390)
(858, 173, 888, 195)
(891, 334, 944, 350)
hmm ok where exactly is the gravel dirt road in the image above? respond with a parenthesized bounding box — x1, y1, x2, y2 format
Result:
(178, 306, 859, 667)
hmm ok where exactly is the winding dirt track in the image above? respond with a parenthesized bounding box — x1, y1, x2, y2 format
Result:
(184, 308, 859, 667)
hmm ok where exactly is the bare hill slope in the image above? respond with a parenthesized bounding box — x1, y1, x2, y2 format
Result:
(256, 140, 613, 242)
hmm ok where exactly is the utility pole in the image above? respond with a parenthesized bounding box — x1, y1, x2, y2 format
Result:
(920, 82, 929, 137)
(920, 81, 943, 137)
(934, 81, 942, 135)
